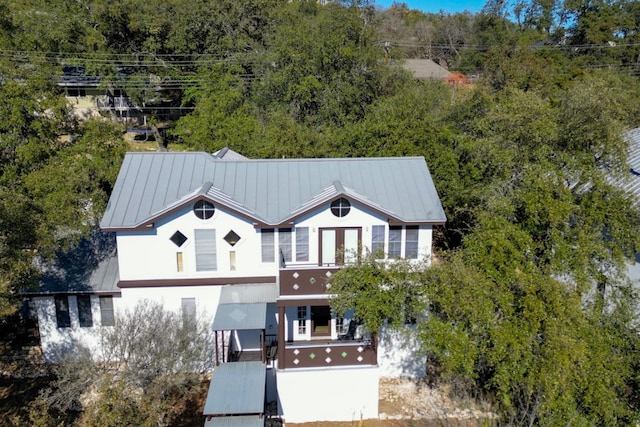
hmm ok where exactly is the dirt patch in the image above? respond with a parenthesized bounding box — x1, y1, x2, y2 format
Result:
(287, 378, 496, 427)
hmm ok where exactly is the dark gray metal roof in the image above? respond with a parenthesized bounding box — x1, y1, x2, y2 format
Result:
(100, 152, 446, 230)
(212, 303, 267, 331)
(26, 232, 120, 295)
(204, 416, 263, 427)
(203, 361, 266, 416)
(59, 65, 101, 87)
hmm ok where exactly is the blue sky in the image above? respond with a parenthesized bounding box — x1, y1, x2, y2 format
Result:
(375, 0, 486, 14)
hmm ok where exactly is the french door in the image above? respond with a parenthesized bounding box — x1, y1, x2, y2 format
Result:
(310, 305, 331, 337)
(319, 227, 361, 266)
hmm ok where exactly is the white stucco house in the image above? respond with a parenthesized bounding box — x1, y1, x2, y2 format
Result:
(28, 148, 446, 424)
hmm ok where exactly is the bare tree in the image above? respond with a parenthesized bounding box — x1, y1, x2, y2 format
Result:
(40, 300, 214, 424)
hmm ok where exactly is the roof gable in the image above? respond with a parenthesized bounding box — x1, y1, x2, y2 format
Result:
(100, 153, 446, 230)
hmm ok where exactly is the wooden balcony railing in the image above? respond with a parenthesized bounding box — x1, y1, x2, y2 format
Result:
(279, 266, 341, 296)
(281, 341, 376, 369)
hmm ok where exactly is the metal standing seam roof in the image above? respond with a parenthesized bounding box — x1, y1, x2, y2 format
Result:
(32, 255, 120, 295)
(203, 361, 266, 416)
(212, 303, 267, 331)
(26, 232, 120, 296)
(100, 152, 447, 230)
(218, 283, 277, 304)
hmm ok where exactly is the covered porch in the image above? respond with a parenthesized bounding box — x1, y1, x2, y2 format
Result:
(211, 283, 278, 365)
(212, 302, 277, 364)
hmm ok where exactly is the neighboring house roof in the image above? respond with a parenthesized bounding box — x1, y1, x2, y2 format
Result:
(613, 128, 640, 296)
(25, 232, 120, 295)
(100, 152, 447, 230)
(401, 59, 452, 80)
(58, 65, 133, 89)
(59, 65, 102, 88)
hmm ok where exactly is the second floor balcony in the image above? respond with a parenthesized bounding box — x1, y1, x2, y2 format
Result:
(279, 265, 341, 297)
(281, 340, 376, 369)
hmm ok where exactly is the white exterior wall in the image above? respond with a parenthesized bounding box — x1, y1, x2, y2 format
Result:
(116, 202, 434, 281)
(116, 206, 277, 281)
(34, 294, 123, 363)
(291, 205, 434, 266)
(277, 367, 379, 423)
(378, 324, 426, 378)
(117, 285, 222, 317)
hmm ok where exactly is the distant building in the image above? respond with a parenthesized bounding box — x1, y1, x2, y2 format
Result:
(401, 59, 472, 87)
(401, 59, 452, 80)
(59, 65, 135, 121)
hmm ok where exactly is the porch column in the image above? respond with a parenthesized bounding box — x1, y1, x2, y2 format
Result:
(214, 331, 219, 366)
(278, 305, 285, 369)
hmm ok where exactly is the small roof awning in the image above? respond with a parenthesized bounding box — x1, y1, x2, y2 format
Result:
(212, 303, 267, 331)
(204, 415, 263, 427)
(203, 361, 266, 416)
